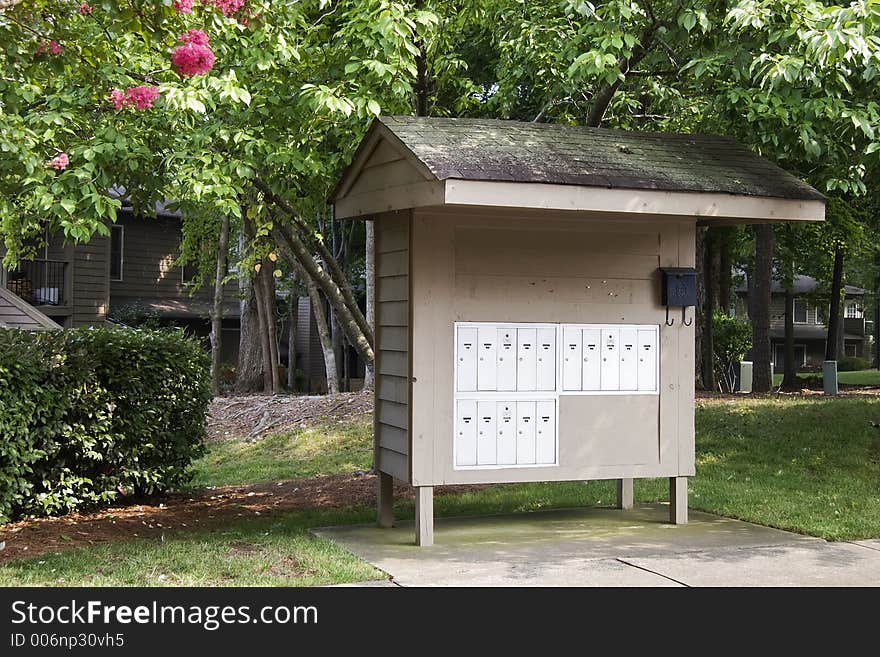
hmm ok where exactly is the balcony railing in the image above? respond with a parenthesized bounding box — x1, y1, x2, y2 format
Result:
(5, 259, 68, 306)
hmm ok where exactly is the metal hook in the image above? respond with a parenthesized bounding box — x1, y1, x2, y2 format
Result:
(682, 307, 693, 327)
(666, 306, 675, 326)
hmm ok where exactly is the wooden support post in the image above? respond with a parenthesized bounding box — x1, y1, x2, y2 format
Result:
(377, 471, 393, 528)
(415, 486, 433, 546)
(669, 476, 688, 525)
(616, 478, 634, 510)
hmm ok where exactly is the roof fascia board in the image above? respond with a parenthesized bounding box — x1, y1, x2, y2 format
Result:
(442, 179, 826, 223)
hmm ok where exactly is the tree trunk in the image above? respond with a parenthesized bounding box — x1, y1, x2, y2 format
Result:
(330, 308, 344, 389)
(751, 224, 775, 392)
(262, 265, 282, 393)
(210, 214, 230, 396)
(694, 227, 705, 387)
(251, 265, 273, 392)
(235, 276, 264, 393)
(719, 229, 733, 314)
(308, 282, 339, 394)
(270, 223, 374, 365)
(781, 287, 798, 391)
(702, 229, 716, 391)
(825, 247, 845, 361)
(364, 219, 375, 389)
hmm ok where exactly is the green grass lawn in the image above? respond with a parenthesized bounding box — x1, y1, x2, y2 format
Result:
(3, 395, 880, 585)
(772, 368, 880, 387)
(190, 420, 373, 488)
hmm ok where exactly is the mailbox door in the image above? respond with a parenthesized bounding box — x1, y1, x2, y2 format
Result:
(476, 401, 497, 465)
(562, 326, 582, 391)
(600, 329, 620, 391)
(496, 402, 516, 465)
(637, 328, 658, 391)
(477, 325, 497, 391)
(515, 401, 536, 465)
(497, 328, 517, 391)
(536, 327, 556, 391)
(535, 400, 556, 464)
(516, 328, 537, 391)
(618, 327, 638, 391)
(455, 400, 477, 466)
(456, 327, 478, 391)
(581, 328, 601, 391)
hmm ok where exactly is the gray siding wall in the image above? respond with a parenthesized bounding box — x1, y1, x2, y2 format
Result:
(374, 212, 411, 482)
(72, 238, 109, 327)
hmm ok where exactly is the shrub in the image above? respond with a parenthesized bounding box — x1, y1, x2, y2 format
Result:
(0, 327, 211, 522)
(712, 312, 752, 392)
(838, 356, 870, 372)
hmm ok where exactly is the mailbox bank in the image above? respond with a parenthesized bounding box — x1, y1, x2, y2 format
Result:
(332, 117, 825, 545)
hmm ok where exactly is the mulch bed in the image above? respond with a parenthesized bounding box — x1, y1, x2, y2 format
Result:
(0, 474, 481, 563)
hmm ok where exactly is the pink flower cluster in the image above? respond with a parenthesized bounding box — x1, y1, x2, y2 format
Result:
(211, 0, 245, 17)
(171, 29, 215, 77)
(110, 86, 161, 110)
(172, 0, 194, 14)
(50, 153, 69, 171)
(79, 3, 93, 14)
(36, 40, 62, 56)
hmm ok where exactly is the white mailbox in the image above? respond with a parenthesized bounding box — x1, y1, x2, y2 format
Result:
(516, 328, 537, 391)
(497, 329, 516, 391)
(477, 326, 497, 391)
(638, 329, 658, 391)
(536, 400, 556, 464)
(619, 327, 639, 391)
(497, 402, 516, 465)
(582, 328, 601, 391)
(536, 327, 556, 391)
(453, 322, 657, 470)
(456, 327, 478, 392)
(562, 326, 582, 391)
(455, 400, 477, 466)
(476, 401, 497, 465)
(516, 401, 536, 465)
(600, 329, 620, 391)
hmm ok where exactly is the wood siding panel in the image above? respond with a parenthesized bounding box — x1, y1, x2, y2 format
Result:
(72, 238, 109, 327)
(375, 212, 411, 482)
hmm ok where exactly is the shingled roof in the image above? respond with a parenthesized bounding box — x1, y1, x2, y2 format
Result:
(374, 116, 824, 202)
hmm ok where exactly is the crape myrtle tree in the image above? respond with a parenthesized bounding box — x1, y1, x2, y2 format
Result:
(0, 0, 444, 392)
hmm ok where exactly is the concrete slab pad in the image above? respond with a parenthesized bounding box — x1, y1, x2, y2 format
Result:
(624, 542, 880, 587)
(314, 504, 822, 587)
(851, 539, 880, 553)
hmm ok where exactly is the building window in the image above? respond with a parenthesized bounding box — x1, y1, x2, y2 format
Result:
(109, 225, 123, 281)
(182, 262, 199, 286)
(845, 302, 862, 319)
(793, 299, 807, 323)
(845, 343, 858, 357)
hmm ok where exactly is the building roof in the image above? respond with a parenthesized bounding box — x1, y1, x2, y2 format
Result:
(110, 297, 240, 320)
(737, 274, 866, 296)
(0, 287, 62, 330)
(368, 116, 825, 202)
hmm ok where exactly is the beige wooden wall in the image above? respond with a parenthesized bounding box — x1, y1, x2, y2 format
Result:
(406, 207, 696, 486)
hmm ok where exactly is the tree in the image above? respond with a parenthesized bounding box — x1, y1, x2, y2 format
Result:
(751, 224, 775, 392)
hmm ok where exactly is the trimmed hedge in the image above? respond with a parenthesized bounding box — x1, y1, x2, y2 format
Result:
(0, 327, 211, 523)
(838, 356, 871, 372)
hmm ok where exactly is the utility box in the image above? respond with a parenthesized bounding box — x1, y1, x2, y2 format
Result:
(331, 117, 825, 546)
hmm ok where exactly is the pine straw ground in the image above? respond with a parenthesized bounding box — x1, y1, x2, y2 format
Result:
(0, 391, 475, 562)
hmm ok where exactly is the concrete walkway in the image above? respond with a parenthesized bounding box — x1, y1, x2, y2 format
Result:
(314, 504, 880, 586)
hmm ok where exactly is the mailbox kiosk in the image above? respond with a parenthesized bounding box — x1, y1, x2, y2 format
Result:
(331, 117, 825, 546)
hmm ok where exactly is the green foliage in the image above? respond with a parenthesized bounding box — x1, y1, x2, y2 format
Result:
(0, 327, 211, 523)
(837, 356, 871, 372)
(712, 312, 752, 392)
